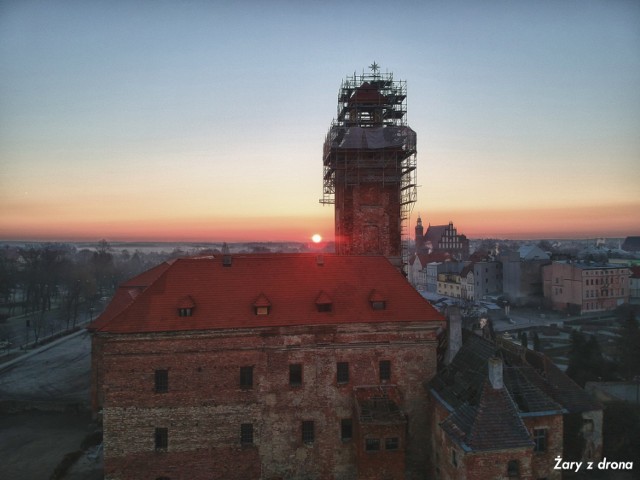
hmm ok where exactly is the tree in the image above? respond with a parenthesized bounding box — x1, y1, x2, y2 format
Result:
(566, 330, 613, 387)
(616, 309, 640, 380)
(532, 332, 541, 352)
(519, 331, 528, 349)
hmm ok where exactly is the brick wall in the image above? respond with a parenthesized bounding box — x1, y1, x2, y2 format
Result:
(96, 321, 440, 479)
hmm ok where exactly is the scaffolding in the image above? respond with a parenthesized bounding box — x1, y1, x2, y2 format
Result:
(320, 69, 417, 269)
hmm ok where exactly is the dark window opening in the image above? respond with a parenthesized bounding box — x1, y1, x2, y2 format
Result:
(241, 423, 254, 445)
(155, 427, 168, 450)
(317, 303, 332, 312)
(385, 437, 399, 450)
(290, 364, 302, 386)
(155, 369, 168, 393)
(379, 360, 391, 381)
(240, 366, 253, 389)
(452, 449, 458, 467)
(341, 418, 352, 441)
(507, 459, 520, 477)
(533, 428, 547, 453)
(337, 362, 349, 384)
(178, 308, 192, 317)
(365, 438, 380, 451)
(302, 421, 314, 444)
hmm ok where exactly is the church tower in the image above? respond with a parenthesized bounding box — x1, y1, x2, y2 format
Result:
(321, 64, 417, 270)
(415, 216, 424, 253)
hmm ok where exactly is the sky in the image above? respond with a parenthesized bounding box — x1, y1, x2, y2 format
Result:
(1, 0, 639, 243)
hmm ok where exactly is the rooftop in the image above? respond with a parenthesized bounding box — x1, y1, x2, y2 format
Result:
(89, 253, 444, 334)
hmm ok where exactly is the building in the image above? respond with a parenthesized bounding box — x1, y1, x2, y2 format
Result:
(630, 266, 640, 304)
(407, 253, 430, 290)
(427, 309, 603, 480)
(501, 245, 551, 306)
(417, 221, 470, 260)
(425, 260, 460, 294)
(320, 66, 417, 270)
(471, 260, 503, 300)
(89, 253, 444, 480)
(437, 272, 463, 299)
(542, 261, 631, 314)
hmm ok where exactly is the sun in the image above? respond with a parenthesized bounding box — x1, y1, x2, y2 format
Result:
(311, 234, 322, 243)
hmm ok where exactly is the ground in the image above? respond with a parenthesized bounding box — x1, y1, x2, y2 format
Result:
(0, 330, 102, 480)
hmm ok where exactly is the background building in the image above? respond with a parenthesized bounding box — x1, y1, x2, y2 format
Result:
(501, 245, 551, 306)
(417, 220, 470, 260)
(543, 261, 630, 314)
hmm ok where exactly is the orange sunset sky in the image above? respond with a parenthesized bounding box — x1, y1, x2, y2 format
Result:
(1, 2, 639, 243)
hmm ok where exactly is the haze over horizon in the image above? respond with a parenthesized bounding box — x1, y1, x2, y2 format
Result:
(1, 1, 639, 243)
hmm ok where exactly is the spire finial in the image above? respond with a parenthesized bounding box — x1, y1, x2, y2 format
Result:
(369, 61, 380, 75)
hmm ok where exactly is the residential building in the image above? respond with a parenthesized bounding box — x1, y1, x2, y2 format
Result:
(437, 272, 463, 299)
(501, 245, 551, 306)
(630, 266, 640, 304)
(472, 260, 503, 299)
(89, 254, 444, 480)
(542, 261, 631, 314)
(425, 261, 461, 294)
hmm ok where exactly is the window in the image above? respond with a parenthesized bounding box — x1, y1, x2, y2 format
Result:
(302, 421, 314, 444)
(155, 427, 168, 450)
(451, 448, 458, 467)
(385, 437, 399, 450)
(240, 366, 253, 389)
(317, 303, 332, 312)
(290, 364, 302, 386)
(365, 438, 380, 451)
(533, 428, 547, 452)
(155, 369, 168, 393)
(240, 423, 254, 445)
(255, 306, 269, 315)
(178, 308, 192, 317)
(341, 418, 352, 441)
(337, 362, 349, 384)
(379, 360, 391, 381)
(507, 459, 520, 477)
(371, 300, 386, 310)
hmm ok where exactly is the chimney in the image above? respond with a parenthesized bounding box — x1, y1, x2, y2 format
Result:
(488, 356, 503, 389)
(222, 242, 232, 267)
(444, 306, 462, 365)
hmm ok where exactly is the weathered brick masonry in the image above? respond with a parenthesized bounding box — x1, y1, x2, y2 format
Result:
(90, 254, 444, 479)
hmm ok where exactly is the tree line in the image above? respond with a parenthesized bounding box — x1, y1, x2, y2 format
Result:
(0, 240, 194, 344)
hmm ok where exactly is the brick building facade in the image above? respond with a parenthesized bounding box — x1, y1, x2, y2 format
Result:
(427, 309, 602, 480)
(90, 254, 444, 479)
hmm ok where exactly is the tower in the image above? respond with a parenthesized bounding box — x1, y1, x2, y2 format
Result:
(321, 64, 417, 270)
(415, 216, 424, 253)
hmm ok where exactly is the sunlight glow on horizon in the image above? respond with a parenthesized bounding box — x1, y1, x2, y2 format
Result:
(1, 2, 639, 243)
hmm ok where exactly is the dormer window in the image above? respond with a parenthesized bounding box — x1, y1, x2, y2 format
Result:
(315, 291, 333, 313)
(176, 296, 195, 317)
(369, 290, 387, 311)
(253, 294, 271, 316)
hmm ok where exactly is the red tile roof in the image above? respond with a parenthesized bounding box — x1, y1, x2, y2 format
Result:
(89, 254, 444, 334)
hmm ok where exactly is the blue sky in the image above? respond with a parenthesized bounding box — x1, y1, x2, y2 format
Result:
(1, 0, 639, 241)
